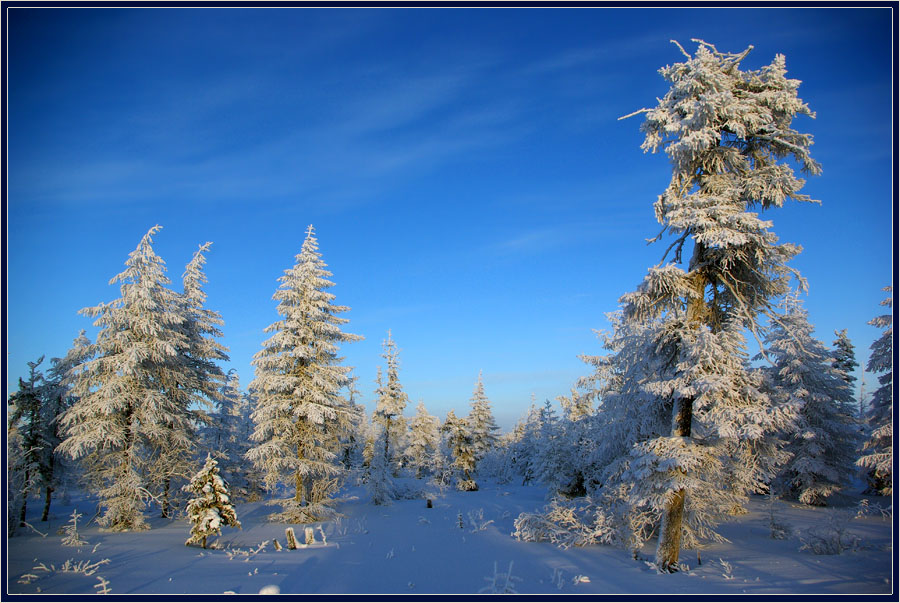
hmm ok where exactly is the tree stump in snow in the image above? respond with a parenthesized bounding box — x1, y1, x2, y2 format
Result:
(285, 527, 298, 550)
(304, 527, 315, 545)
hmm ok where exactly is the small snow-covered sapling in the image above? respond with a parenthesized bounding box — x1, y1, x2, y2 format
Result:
(184, 455, 241, 549)
(61, 510, 89, 547)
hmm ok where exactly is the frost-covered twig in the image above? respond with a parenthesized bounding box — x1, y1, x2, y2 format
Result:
(21, 521, 47, 538)
(467, 508, 494, 532)
(717, 558, 734, 580)
(478, 561, 521, 594)
(59, 557, 110, 576)
(94, 576, 112, 594)
(225, 540, 269, 560)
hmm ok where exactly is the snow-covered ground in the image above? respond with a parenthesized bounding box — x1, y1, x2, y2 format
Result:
(6, 482, 893, 596)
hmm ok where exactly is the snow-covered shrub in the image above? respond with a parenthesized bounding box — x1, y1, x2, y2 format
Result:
(798, 508, 861, 555)
(456, 479, 478, 492)
(514, 497, 611, 549)
(184, 455, 241, 549)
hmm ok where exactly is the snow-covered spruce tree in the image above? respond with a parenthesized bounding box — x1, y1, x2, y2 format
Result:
(58, 226, 193, 531)
(368, 420, 395, 505)
(467, 371, 500, 469)
(184, 454, 241, 549)
(247, 225, 362, 523)
(552, 388, 596, 498)
(831, 329, 858, 388)
(605, 40, 821, 571)
(857, 286, 892, 495)
(150, 242, 230, 518)
(339, 374, 366, 471)
(7, 400, 26, 535)
(372, 332, 409, 477)
(512, 401, 543, 486)
(404, 400, 441, 479)
(442, 409, 478, 491)
(763, 297, 860, 505)
(39, 331, 94, 522)
(532, 401, 568, 490)
(208, 371, 259, 501)
(8, 357, 46, 528)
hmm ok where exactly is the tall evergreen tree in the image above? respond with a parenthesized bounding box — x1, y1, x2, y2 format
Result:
(152, 242, 230, 518)
(857, 286, 893, 495)
(442, 409, 478, 491)
(40, 331, 94, 521)
(208, 371, 260, 501)
(605, 39, 821, 570)
(831, 329, 858, 387)
(59, 226, 193, 531)
(467, 371, 500, 467)
(247, 225, 362, 523)
(763, 298, 859, 505)
(8, 357, 47, 528)
(513, 401, 543, 486)
(404, 401, 441, 479)
(372, 332, 409, 475)
(7, 398, 26, 536)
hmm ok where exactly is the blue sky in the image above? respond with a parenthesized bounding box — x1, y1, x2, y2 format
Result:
(6, 7, 894, 430)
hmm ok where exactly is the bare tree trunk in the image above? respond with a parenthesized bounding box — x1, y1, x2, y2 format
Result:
(655, 260, 706, 572)
(655, 396, 693, 571)
(161, 478, 170, 518)
(41, 485, 53, 522)
(295, 444, 306, 505)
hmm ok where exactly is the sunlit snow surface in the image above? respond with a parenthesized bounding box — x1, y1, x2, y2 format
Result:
(7, 482, 892, 595)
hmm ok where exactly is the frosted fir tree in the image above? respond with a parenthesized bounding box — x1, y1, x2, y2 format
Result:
(39, 331, 94, 522)
(763, 298, 860, 505)
(7, 357, 46, 529)
(339, 374, 366, 471)
(368, 421, 396, 505)
(857, 287, 892, 495)
(512, 401, 543, 485)
(208, 371, 260, 501)
(553, 390, 596, 498)
(533, 401, 568, 490)
(442, 410, 478, 491)
(184, 454, 241, 549)
(151, 242, 230, 518)
(372, 332, 409, 476)
(404, 401, 441, 479)
(59, 226, 193, 531)
(247, 225, 362, 523)
(467, 371, 500, 468)
(607, 39, 821, 571)
(831, 329, 858, 388)
(7, 400, 26, 536)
